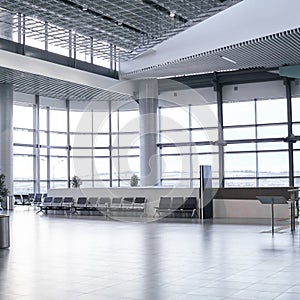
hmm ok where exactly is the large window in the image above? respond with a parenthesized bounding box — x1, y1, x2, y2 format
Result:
(223, 98, 289, 187)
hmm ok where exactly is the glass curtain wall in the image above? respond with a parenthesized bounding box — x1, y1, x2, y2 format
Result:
(12, 95, 295, 192)
(13, 102, 140, 193)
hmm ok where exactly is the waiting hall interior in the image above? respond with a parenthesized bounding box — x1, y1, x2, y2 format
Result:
(1, 0, 300, 299)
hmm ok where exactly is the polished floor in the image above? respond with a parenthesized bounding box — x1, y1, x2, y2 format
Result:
(0, 208, 300, 300)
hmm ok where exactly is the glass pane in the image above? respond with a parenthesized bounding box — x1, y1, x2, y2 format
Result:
(50, 132, 67, 147)
(14, 146, 34, 155)
(161, 179, 190, 187)
(39, 181, 48, 194)
(50, 157, 67, 180)
(94, 158, 110, 180)
(71, 149, 93, 157)
(292, 124, 300, 137)
(257, 142, 287, 151)
(13, 105, 33, 129)
(256, 98, 287, 124)
(118, 133, 140, 147)
(14, 181, 34, 194)
(14, 155, 34, 180)
(257, 125, 287, 138)
(225, 179, 256, 187)
(191, 128, 218, 142)
(257, 152, 288, 177)
(14, 129, 34, 144)
(161, 155, 190, 179)
(94, 149, 109, 156)
(71, 134, 92, 148)
(40, 131, 47, 146)
(50, 181, 68, 189)
(224, 153, 256, 177)
(111, 111, 118, 133)
(292, 97, 300, 122)
(224, 127, 255, 140)
(192, 154, 218, 178)
(258, 178, 289, 187)
(40, 157, 48, 180)
(70, 157, 92, 180)
(160, 130, 190, 144)
(70, 111, 92, 133)
(119, 157, 140, 179)
(160, 107, 189, 130)
(50, 148, 67, 156)
(223, 101, 255, 126)
(225, 143, 256, 152)
(94, 134, 109, 147)
(191, 104, 218, 128)
(39, 108, 48, 131)
(94, 180, 110, 188)
(93, 111, 109, 133)
(119, 110, 139, 132)
(161, 146, 190, 155)
(50, 109, 67, 132)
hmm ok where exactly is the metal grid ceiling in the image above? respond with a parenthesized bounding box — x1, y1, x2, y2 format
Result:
(0, 66, 133, 101)
(121, 27, 300, 79)
(0, 0, 242, 61)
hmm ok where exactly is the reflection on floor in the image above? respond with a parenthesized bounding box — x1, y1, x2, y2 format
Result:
(0, 208, 299, 300)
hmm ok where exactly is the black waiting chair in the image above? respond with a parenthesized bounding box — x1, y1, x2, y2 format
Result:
(154, 197, 172, 217)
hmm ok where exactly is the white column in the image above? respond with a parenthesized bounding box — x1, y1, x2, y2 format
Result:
(0, 84, 13, 194)
(139, 79, 160, 186)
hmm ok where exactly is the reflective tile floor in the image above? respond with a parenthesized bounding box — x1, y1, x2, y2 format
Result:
(1, 208, 300, 300)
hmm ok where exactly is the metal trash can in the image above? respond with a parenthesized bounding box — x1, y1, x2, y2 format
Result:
(0, 215, 10, 249)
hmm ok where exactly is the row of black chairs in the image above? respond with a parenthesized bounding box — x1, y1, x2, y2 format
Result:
(14, 194, 46, 206)
(37, 196, 147, 216)
(154, 196, 198, 218)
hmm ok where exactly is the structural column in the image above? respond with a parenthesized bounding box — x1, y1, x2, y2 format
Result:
(0, 84, 13, 195)
(139, 79, 160, 186)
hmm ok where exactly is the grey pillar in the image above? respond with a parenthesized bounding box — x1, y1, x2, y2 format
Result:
(139, 80, 160, 186)
(0, 84, 13, 195)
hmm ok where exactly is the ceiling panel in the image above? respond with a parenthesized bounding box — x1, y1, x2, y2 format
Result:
(0, 66, 133, 102)
(121, 27, 300, 79)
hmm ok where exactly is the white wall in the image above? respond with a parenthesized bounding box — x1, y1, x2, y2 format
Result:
(213, 199, 289, 219)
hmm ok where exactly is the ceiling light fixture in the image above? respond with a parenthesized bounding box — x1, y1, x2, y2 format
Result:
(170, 10, 176, 18)
(220, 55, 237, 64)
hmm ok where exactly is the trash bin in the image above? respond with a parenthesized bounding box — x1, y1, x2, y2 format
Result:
(0, 215, 10, 248)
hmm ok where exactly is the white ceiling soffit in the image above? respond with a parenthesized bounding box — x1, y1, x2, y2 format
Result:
(121, 27, 300, 79)
(0, 66, 133, 102)
(120, 0, 300, 79)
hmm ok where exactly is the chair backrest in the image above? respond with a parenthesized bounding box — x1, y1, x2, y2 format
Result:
(171, 197, 184, 210)
(43, 197, 53, 204)
(112, 197, 122, 204)
(63, 197, 73, 204)
(77, 197, 87, 205)
(87, 197, 98, 206)
(28, 193, 35, 200)
(159, 197, 171, 209)
(34, 194, 42, 203)
(14, 194, 22, 200)
(53, 197, 63, 205)
(123, 197, 134, 204)
(134, 197, 146, 204)
(99, 197, 110, 205)
(184, 197, 197, 209)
